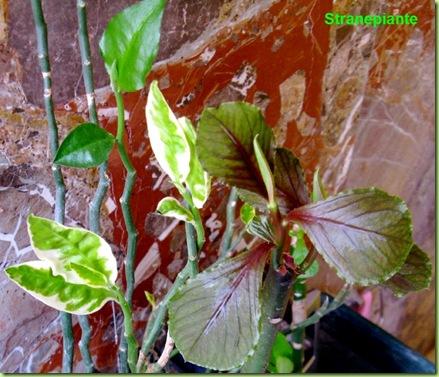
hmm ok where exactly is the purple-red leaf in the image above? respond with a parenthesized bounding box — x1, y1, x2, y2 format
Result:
(287, 188, 413, 285)
(168, 243, 271, 370)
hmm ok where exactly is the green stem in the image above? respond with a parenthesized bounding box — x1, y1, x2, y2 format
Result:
(241, 263, 293, 372)
(185, 221, 198, 278)
(114, 287, 139, 373)
(113, 89, 138, 372)
(30, 1, 72, 372)
(220, 187, 237, 259)
(76, 1, 106, 371)
(291, 280, 306, 373)
(78, 315, 94, 373)
(136, 266, 190, 372)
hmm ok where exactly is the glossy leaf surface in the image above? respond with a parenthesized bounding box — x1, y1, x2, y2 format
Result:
(28, 215, 117, 287)
(274, 148, 309, 209)
(5, 261, 115, 315)
(157, 197, 194, 223)
(146, 81, 191, 185)
(383, 244, 432, 297)
(179, 117, 210, 208)
(196, 102, 273, 196)
(168, 244, 271, 370)
(99, 0, 166, 92)
(288, 188, 413, 285)
(54, 123, 115, 168)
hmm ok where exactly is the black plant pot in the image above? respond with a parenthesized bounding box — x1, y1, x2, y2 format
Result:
(308, 297, 436, 373)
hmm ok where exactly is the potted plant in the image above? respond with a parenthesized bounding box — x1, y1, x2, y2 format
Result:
(4, 0, 433, 373)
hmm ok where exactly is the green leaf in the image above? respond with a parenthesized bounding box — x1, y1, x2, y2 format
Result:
(268, 333, 293, 373)
(382, 244, 432, 297)
(5, 261, 115, 315)
(27, 215, 117, 287)
(274, 148, 309, 210)
(146, 81, 191, 186)
(247, 215, 274, 243)
(179, 117, 211, 208)
(168, 244, 271, 370)
(157, 197, 194, 223)
(253, 135, 276, 209)
(291, 228, 319, 279)
(312, 168, 328, 202)
(99, 0, 166, 92)
(275, 356, 294, 374)
(196, 102, 274, 197)
(240, 203, 256, 225)
(287, 188, 413, 285)
(54, 123, 115, 168)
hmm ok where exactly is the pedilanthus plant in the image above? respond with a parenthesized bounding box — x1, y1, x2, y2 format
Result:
(136, 80, 211, 373)
(29, 0, 72, 372)
(5, 1, 432, 375)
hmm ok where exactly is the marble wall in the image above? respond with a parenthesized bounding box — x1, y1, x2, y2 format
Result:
(0, 0, 434, 371)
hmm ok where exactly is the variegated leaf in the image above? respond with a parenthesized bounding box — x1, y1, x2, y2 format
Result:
(178, 117, 211, 208)
(157, 197, 194, 223)
(5, 261, 115, 315)
(146, 81, 191, 186)
(28, 215, 117, 287)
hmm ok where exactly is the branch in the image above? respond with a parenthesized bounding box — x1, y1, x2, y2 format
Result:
(76, 0, 107, 371)
(114, 287, 139, 373)
(136, 266, 190, 372)
(147, 330, 175, 373)
(291, 284, 351, 330)
(113, 89, 139, 372)
(219, 187, 238, 259)
(30, 1, 72, 372)
(241, 263, 293, 372)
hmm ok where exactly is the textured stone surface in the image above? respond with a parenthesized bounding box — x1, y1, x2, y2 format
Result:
(0, 0, 435, 372)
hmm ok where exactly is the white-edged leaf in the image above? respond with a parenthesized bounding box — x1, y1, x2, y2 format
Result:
(5, 261, 115, 315)
(28, 215, 117, 287)
(178, 117, 211, 208)
(288, 188, 413, 285)
(146, 81, 191, 185)
(157, 197, 194, 223)
(168, 244, 271, 370)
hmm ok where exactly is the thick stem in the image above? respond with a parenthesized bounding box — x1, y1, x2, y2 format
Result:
(240, 265, 293, 372)
(219, 187, 238, 258)
(113, 89, 138, 372)
(136, 266, 190, 372)
(30, 1, 72, 372)
(114, 287, 139, 373)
